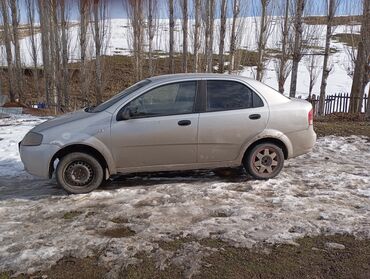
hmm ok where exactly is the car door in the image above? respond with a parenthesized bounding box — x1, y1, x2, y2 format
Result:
(197, 79, 269, 163)
(110, 81, 199, 170)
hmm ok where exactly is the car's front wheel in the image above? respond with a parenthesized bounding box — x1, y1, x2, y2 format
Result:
(244, 143, 284, 180)
(56, 152, 104, 194)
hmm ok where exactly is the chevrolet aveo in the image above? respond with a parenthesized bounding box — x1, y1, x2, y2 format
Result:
(19, 74, 316, 194)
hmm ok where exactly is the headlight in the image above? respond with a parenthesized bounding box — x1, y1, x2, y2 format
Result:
(21, 132, 43, 146)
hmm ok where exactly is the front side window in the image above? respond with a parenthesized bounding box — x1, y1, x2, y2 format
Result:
(125, 81, 197, 118)
(206, 80, 264, 112)
(90, 79, 151, 112)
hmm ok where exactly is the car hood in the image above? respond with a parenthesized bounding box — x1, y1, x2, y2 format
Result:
(32, 110, 92, 133)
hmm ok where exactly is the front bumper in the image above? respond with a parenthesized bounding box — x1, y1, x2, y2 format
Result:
(19, 143, 59, 178)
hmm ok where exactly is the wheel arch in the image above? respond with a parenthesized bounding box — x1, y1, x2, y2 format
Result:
(49, 144, 112, 179)
(242, 137, 289, 163)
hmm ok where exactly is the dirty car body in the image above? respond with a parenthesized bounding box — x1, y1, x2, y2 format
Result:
(19, 74, 316, 194)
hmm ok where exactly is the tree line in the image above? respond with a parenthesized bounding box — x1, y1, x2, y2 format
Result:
(0, 0, 369, 118)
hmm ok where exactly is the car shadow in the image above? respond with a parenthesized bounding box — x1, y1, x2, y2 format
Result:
(101, 167, 249, 190)
(0, 176, 65, 201)
(0, 167, 249, 202)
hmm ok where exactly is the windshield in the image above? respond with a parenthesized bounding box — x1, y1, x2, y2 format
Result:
(88, 79, 151, 113)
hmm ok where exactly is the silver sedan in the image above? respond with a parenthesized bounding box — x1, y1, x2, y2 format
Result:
(20, 74, 316, 194)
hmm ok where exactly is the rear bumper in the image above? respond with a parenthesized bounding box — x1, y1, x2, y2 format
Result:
(19, 144, 59, 178)
(286, 125, 317, 158)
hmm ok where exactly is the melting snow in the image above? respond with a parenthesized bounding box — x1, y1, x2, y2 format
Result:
(0, 115, 369, 276)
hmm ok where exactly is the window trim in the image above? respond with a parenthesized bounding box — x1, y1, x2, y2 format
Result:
(194, 80, 207, 113)
(116, 80, 200, 121)
(205, 80, 264, 113)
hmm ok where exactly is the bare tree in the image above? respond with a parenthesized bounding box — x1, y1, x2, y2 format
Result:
(92, 0, 109, 104)
(289, 0, 305, 97)
(367, 63, 370, 119)
(38, 0, 52, 106)
(275, 0, 292, 93)
(349, 42, 366, 113)
(0, 0, 15, 102)
(318, 0, 339, 115)
(125, 0, 144, 81)
(218, 0, 227, 73)
(147, 0, 156, 76)
(169, 0, 175, 73)
(79, 0, 90, 105)
(367, 0, 370, 120)
(25, 0, 41, 101)
(193, 0, 201, 72)
(343, 43, 356, 78)
(181, 0, 188, 72)
(341, 3, 360, 79)
(93, 0, 102, 104)
(205, 0, 215, 72)
(305, 52, 321, 99)
(350, 0, 370, 114)
(60, 0, 70, 109)
(364, 0, 370, 120)
(50, 0, 61, 112)
(10, 0, 23, 101)
(229, 0, 240, 73)
(256, 0, 274, 81)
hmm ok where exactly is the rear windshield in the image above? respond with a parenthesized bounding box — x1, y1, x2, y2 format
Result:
(247, 79, 290, 100)
(89, 79, 151, 112)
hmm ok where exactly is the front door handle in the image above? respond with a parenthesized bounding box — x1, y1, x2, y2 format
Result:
(249, 114, 261, 120)
(178, 120, 191, 126)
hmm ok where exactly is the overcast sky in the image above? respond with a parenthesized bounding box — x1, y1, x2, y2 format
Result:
(16, 0, 363, 24)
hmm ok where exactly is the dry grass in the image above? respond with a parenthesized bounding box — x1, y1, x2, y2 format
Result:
(304, 15, 362, 26)
(8, 235, 370, 279)
(314, 113, 370, 137)
(332, 33, 361, 48)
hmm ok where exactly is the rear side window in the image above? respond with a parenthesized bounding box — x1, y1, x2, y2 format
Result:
(206, 80, 264, 112)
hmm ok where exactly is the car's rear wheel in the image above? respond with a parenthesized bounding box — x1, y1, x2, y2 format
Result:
(56, 152, 104, 194)
(244, 143, 284, 179)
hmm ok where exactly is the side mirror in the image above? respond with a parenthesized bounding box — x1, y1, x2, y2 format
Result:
(120, 107, 132, 120)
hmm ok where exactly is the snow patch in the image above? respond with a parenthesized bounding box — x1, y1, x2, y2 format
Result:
(0, 115, 369, 275)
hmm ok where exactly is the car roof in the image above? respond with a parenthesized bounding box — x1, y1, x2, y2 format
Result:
(148, 73, 254, 83)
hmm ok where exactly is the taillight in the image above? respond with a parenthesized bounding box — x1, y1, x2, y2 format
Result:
(308, 109, 313, 125)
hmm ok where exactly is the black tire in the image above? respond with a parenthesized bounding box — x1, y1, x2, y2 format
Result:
(56, 152, 104, 194)
(243, 143, 284, 180)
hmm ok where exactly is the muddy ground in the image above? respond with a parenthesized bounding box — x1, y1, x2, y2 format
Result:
(2, 235, 370, 279)
(1, 115, 369, 279)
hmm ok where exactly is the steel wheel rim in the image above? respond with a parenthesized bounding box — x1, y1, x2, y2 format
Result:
(253, 148, 279, 174)
(64, 160, 94, 187)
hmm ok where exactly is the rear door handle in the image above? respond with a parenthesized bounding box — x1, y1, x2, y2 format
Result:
(249, 114, 261, 120)
(178, 120, 191, 126)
